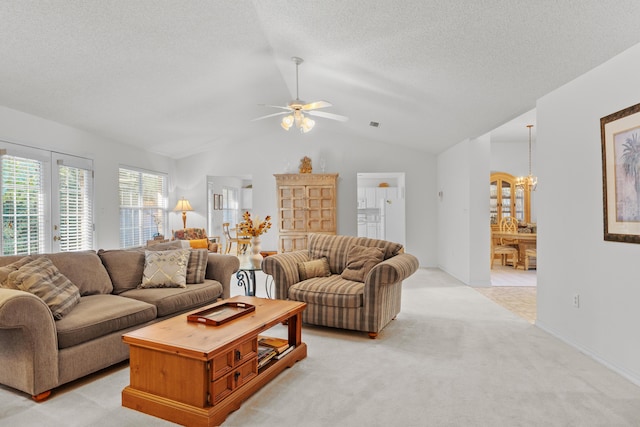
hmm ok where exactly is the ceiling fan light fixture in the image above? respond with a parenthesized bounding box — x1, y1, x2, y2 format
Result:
(281, 115, 294, 130)
(253, 56, 348, 132)
(301, 117, 315, 133)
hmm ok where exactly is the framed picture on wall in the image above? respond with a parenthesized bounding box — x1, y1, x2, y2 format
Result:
(213, 194, 221, 210)
(601, 101, 640, 243)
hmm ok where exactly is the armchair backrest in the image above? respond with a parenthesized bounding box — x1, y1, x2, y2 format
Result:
(172, 228, 208, 240)
(307, 233, 404, 274)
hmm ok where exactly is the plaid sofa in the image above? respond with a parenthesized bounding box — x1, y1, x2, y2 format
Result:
(262, 234, 419, 338)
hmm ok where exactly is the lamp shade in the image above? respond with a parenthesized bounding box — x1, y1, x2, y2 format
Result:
(174, 198, 193, 212)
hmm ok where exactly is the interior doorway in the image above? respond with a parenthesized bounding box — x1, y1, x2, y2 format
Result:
(206, 175, 252, 245)
(356, 172, 406, 246)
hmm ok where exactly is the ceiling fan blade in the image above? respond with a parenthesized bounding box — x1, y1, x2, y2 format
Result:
(258, 103, 292, 111)
(307, 110, 349, 122)
(301, 100, 332, 110)
(251, 111, 289, 121)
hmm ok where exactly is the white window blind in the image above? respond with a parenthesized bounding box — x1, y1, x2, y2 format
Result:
(119, 167, 167, 248)
(58, 164, 93, 251)
(1, 155, 45, 255)
(222, 186, 239, 226)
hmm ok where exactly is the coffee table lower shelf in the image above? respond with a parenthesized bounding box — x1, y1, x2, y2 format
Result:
(122, 343, 306, 427)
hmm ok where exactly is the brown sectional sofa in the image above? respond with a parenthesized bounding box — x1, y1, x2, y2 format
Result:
(0, 246, 239, 400)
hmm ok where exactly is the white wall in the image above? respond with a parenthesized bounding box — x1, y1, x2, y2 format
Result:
(536, 42, 640, 385)
(490, 141, 529, 176)
(174, 127, 436, 266)
(0, 105, 175, 250)
(437, 136, 491, 286)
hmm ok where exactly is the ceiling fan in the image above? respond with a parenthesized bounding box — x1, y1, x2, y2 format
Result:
(252, 56, 348, 133)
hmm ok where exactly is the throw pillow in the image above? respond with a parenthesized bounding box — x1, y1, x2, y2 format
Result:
(298, 258, 331, 281)
(186, 249, 208, 284)
(188, 238, 209, 249)
(0, 256, 34, 289)
(140, 248, 190, 288)
(7, 257, 80, 319)
(341, 245, 385, 282)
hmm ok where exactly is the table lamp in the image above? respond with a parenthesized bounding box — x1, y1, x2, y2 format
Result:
(174, 197, 193, 229)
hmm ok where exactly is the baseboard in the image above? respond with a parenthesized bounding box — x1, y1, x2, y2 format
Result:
(536, 320, 640, 388)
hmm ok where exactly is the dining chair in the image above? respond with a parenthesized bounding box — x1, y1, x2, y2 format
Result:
(222, 222, 251, 255)
(491, 216, 519, 269)
(524, 247, 537, 270)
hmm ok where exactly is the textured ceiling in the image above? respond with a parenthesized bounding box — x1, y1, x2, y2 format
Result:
(1, 1, 640, 158)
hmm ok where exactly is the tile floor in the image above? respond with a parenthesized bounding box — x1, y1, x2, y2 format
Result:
(475, 264, 537, 323)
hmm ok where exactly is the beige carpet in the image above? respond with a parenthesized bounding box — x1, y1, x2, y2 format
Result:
(2, 268, 640, 426)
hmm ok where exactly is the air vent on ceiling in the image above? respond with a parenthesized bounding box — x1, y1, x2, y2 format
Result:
(369, 121, 380, 127)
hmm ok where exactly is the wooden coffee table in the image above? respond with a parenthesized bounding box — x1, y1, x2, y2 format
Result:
(122, 296, 307, 427)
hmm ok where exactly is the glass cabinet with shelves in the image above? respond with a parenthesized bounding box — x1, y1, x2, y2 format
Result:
(490, 172, 530, 229)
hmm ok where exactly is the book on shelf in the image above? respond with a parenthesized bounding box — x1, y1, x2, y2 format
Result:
(258, 335, 290, 353)
(274, 345, 295, 360)
(257, 345, 278, 369)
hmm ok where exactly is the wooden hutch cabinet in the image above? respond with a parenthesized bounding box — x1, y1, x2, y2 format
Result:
(274, 173, 338, 252)
(490, 172, 530, 229)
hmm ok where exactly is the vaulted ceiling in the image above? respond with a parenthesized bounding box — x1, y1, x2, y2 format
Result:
(2, 1, 640, 158)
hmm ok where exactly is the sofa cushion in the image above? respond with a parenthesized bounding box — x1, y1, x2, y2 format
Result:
(55, 294, 157, 349)
(140, 249, 190, 288)
(0, 256, 34, 289)
(147, 240, 188, 250)
(120, 279, 223, 317)
(341, 245, 385, 282)
(289, 275, 364, 308)
(298, 257, 331, 281)
(7, 257, 81, 320)
(44, 251, 114, 296)
(98, 249, 145, 294)
(186, 249, 208, 284)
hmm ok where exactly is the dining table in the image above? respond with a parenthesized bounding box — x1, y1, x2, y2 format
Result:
(492, 231, 537, 269)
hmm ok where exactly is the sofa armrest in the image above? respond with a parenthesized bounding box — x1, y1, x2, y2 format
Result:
(366, 253, 420, 287)
(205, 253, 240, 299)
(0, 289, 59, 396)
(262, 251, 310, 299)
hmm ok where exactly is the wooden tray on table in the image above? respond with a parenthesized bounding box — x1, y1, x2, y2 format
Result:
(187, 301, 255, 326)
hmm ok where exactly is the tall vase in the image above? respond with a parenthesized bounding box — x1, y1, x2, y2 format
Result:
(250, 236, 263, 268)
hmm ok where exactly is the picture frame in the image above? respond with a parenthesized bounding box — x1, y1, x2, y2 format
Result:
(601, 102, 640, 243)
(213, 193, 221, 210)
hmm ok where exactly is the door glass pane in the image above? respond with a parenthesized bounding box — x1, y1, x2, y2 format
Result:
(1, 155, 45, 255)
(58, 164, 93, 251)
(501, 181, 512, 218)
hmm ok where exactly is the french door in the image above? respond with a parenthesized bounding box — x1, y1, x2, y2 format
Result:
(0, 141, 94, 255)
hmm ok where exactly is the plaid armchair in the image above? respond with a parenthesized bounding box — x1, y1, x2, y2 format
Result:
(172, 228, 216, 251)
(262, 234, 419, 338)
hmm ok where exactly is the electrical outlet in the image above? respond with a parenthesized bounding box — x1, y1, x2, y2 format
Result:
(573, 294, 580, 308)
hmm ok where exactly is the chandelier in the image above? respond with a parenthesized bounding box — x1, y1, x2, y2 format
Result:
(515, 124, 537, 191)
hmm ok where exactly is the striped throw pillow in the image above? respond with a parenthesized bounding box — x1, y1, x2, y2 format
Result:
(7, 257, 80, 319)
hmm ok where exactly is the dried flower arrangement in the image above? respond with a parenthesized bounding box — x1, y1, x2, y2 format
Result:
(239, 211, 272, 237)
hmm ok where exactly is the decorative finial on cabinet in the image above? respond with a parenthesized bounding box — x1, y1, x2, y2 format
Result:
(299, 156, 312, 173)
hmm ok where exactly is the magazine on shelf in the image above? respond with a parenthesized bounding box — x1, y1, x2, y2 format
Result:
(258, 335, 290, 353)
(258, 346, 278, 368)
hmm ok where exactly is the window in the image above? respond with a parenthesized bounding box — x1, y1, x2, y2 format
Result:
(222, 186, 239, 226)
(119, 167, 167, 248)
(0, 142, 94, 255)
(1, 155, 45, 255)
(57, 162, 94, 252)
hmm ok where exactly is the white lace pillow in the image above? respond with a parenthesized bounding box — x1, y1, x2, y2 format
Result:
(140, 249, 190, 288)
